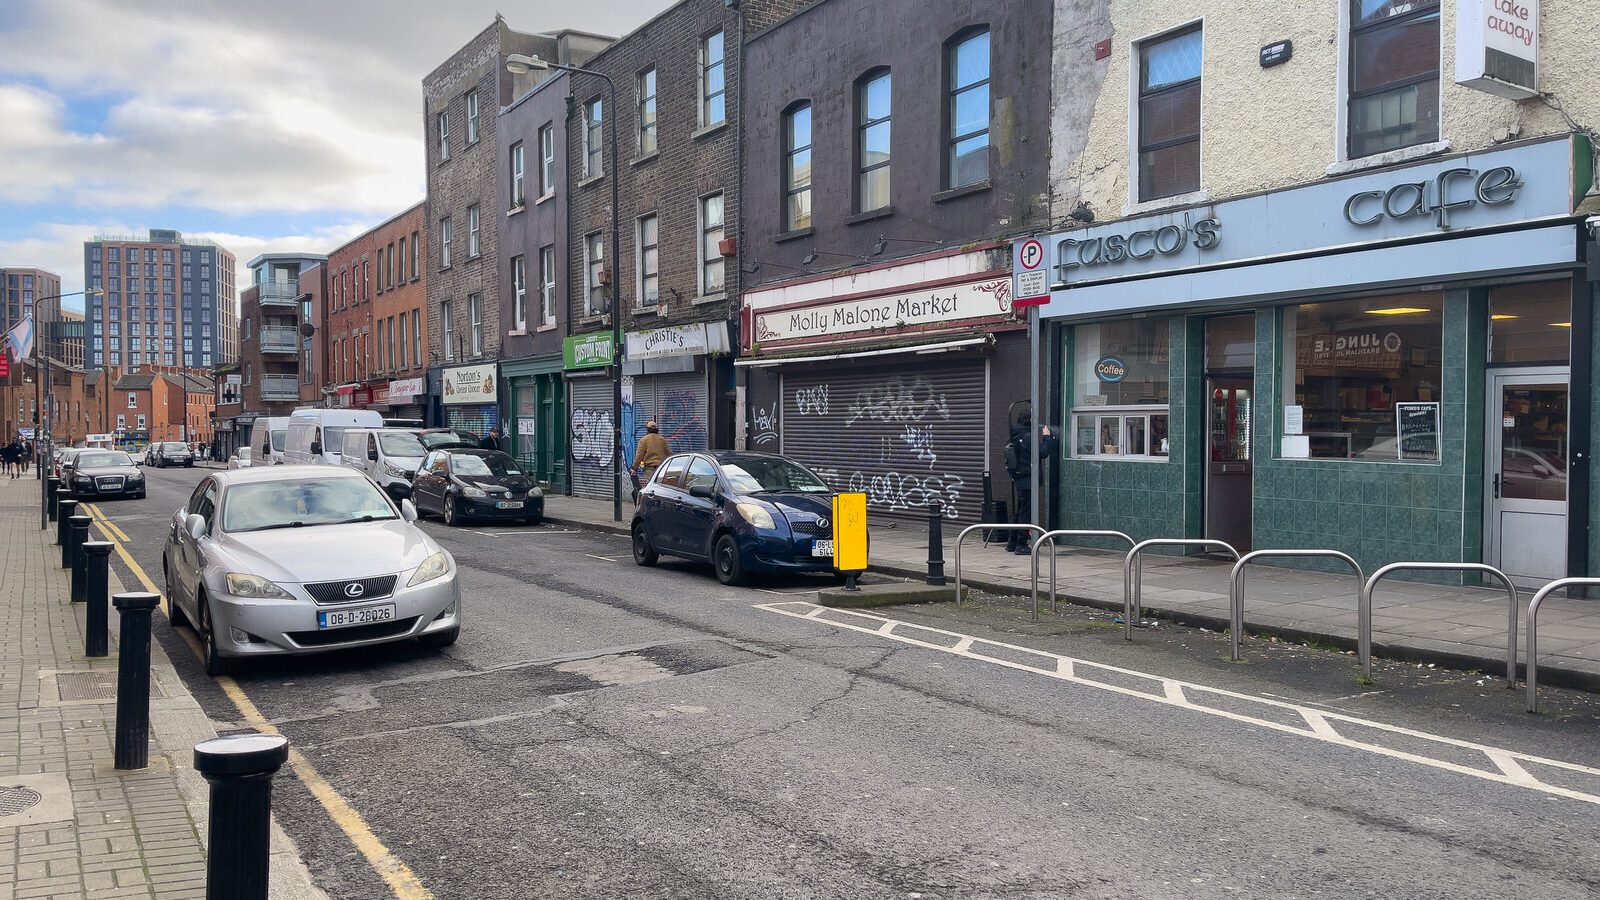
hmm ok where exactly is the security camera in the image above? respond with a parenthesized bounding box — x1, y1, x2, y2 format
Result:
(1587, 214, 1600, 238)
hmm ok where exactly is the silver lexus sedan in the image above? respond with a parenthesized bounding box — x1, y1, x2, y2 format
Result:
(162, 466, 461, 675)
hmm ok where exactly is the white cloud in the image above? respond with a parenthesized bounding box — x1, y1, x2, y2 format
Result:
(0, 0, 672, 215)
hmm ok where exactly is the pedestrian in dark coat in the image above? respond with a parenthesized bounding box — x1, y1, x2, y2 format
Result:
(1003, 412, 1058, 554)
(478, 427, 503, 452)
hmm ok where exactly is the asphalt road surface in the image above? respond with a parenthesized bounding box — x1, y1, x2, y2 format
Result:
(91, 464, 1600, 900)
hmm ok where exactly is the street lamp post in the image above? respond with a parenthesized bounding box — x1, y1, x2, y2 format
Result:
(506, 52, 624, 523)
(30, 290, 100, 452)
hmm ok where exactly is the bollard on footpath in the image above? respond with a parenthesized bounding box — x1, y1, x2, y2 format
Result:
(926, 500, 947, 586)
(83, 542, 113, 657)
(112, 592, 161, 770)
(57, 498, 78, 564)
(194, 733, 291, 900)
(69, 515, 91, 602)
(46, 476, 60, 524)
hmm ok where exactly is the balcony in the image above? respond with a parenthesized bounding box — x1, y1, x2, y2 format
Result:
(257, 280, 301, 307)
(259, 325, 299, 354)
(259, 374, 300, 400)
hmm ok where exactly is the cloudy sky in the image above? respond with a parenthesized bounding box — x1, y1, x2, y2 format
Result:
(0, 0, 672, 310)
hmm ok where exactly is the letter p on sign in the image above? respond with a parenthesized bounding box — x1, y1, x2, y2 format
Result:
(832, 492, 869, 573)
(1013, 237, 1049, 308)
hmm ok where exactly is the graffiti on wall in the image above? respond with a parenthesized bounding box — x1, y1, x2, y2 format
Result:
(794, 384, 830, 416)
(659, 389, 708, 451)
(571, 408, 615, 471)
(751, 403, 778, 446)
(846, 377, 950, 425)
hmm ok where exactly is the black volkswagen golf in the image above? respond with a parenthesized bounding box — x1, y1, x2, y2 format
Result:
(66, 450, 146, 500)
(631, 451, 837, 585)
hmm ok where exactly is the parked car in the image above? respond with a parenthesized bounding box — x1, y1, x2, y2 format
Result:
(340, 428, 428, 499)
(284, 409, 385, 466)
(418, 428, 479, 451)
(53, 447, 83, 479)
(66, 450, 146, 500)
(630, 451, 837, 585)
(253, 416, 291, 465)
(161, 466, 461, 675)
(410, 448, 544, 526)
(150, 441, 196, 468)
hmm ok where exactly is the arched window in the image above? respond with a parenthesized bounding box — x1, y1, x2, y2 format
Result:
(856, 69, 891, 212)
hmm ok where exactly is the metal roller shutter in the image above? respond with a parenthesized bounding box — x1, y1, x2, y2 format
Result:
(781, 360, 987, 524)
(625, 371, 708, 464)
(569, 377, 615, 500)
(444, 404, 499, 442)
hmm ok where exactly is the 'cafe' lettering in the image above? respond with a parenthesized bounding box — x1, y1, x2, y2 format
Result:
(1343, 165, 1522, 230)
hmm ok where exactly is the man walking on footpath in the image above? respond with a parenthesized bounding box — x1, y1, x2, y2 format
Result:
(2, 437, 20, 478)
(1003, 410, 1057, 555)
(478, 427, 504, 451)
(633, 421, 670, 497)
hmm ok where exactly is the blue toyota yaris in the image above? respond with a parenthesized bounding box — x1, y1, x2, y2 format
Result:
(631, 451, 837, 585)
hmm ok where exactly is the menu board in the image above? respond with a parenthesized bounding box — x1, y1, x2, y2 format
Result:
(1396, 402, 1440, 461)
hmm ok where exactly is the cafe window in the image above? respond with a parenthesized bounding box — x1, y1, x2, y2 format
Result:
(1490, 280, 1571, 364)
(1071, 318, 1170, 460)
(1281, 291, 1443, 461)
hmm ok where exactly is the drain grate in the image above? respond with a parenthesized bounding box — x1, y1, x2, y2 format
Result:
(0, 786, 44, 818)
(56, 671, 119, 702)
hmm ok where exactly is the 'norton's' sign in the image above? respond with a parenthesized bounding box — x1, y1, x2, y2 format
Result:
(1343, 166, 1523, 229)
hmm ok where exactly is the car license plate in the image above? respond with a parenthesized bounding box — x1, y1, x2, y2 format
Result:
(317, 604, 397, 630)
(496, 500, 523, 509)
(812, 539, 834, 558)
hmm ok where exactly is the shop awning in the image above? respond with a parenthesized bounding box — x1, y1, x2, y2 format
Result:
(733, 336, 987, 368)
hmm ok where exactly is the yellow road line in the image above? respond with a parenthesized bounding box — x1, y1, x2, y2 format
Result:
(86, 502, 433, 898)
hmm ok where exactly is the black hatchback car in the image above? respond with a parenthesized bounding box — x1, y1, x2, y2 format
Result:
(411, 448, 544, 526)
(631, 452, 837, 585)
(66, 450, 146, 500)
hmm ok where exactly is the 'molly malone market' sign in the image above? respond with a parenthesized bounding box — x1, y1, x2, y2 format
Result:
(752, 276, 1012, 345)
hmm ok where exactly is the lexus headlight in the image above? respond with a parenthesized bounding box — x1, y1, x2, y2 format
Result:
(408, 551, 451, 586)
(460, 485, 487, 498)
(225, 573, 292, 599)
(735, 502, 776, 530)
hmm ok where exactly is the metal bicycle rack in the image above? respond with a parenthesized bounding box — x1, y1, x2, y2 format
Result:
(1028, 530, 1135, 623)
(1361, 562, 1518, 685)
(1229, 550, 1363, 663)
(1524, 577, 1600, 713)
(1123, 539, 1239, 641)
(953, 523, 1045, 607)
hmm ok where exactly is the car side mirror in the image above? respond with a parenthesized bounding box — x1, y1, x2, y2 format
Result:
(689, 482, 716, 499)
(310, 441, 322, 455)
(185, 513, 207, 541)
(400, 499, 418, 522)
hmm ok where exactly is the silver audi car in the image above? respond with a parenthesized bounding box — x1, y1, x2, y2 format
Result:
(162, 466, 461, 675)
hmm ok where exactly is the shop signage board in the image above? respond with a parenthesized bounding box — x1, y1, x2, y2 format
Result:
(563, 333, 614, 370)
(218, 374, 241, 404)
(1456, 0, 1538, 99)
(751, 276, 1013, 345)
(389, 377, 424, 399)
(1039, 137, 1580, 317)
(625, 322, 709, 361)
(442, 363, 497, 406)
(1094, 356, 1128, 382)
(1396, 402, 1441, 461)
(1011, 237, 1048, 307)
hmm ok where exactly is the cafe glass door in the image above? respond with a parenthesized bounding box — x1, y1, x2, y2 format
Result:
(1485, 368, 1568, 585)
(1204, 315, 1255, 553)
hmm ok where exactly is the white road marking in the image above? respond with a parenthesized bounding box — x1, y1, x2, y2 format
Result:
(585, 554, 624, 562)
(485, 530, 582, 536)
(755, 601, 1600, 808)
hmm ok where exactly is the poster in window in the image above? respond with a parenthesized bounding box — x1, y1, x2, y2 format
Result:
(1396, 402, 1440, 461)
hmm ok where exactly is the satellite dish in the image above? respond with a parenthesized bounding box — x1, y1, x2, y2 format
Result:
(299, 322, 316, 337)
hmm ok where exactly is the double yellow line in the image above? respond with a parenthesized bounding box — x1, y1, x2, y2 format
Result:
(81, 503, 434, 899)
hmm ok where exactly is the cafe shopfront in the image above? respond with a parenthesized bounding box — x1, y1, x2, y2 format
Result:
(1039, 134, 1596, 585)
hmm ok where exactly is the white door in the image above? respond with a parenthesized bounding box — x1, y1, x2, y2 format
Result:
(1486, 368, 1569, 585)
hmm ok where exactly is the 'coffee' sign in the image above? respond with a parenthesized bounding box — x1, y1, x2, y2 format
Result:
(1343, 166, 1522, 230)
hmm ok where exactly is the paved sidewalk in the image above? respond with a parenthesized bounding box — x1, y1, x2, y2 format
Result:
(0, 477, 324, 899)
(544, 494, 1600, 689)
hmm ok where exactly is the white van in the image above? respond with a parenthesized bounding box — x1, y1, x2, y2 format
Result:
(340, 428, 428, 499)
(283, 409, 384, 465)
(252, 416, 291, 465)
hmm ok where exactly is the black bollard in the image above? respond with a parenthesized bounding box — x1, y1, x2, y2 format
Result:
(926, 500, 947, 586)
(83, 542, 113, 657)
(57, 498, 78, 564)
(194, 733, 291, 900)
(69, 515, 91, 602)
(47, 476, 60, 523)
(113, 592, 161, 770)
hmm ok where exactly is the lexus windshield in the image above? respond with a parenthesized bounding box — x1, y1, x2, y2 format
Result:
(223, 478, 397, 532)
(719, 456, 830, 493)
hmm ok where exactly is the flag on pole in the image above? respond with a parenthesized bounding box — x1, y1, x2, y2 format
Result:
(5, 315, 34, 362)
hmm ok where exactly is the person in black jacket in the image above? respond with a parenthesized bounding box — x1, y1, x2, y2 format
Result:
(478, 427, 504, 451)
(1003, 412, 1057, 554)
